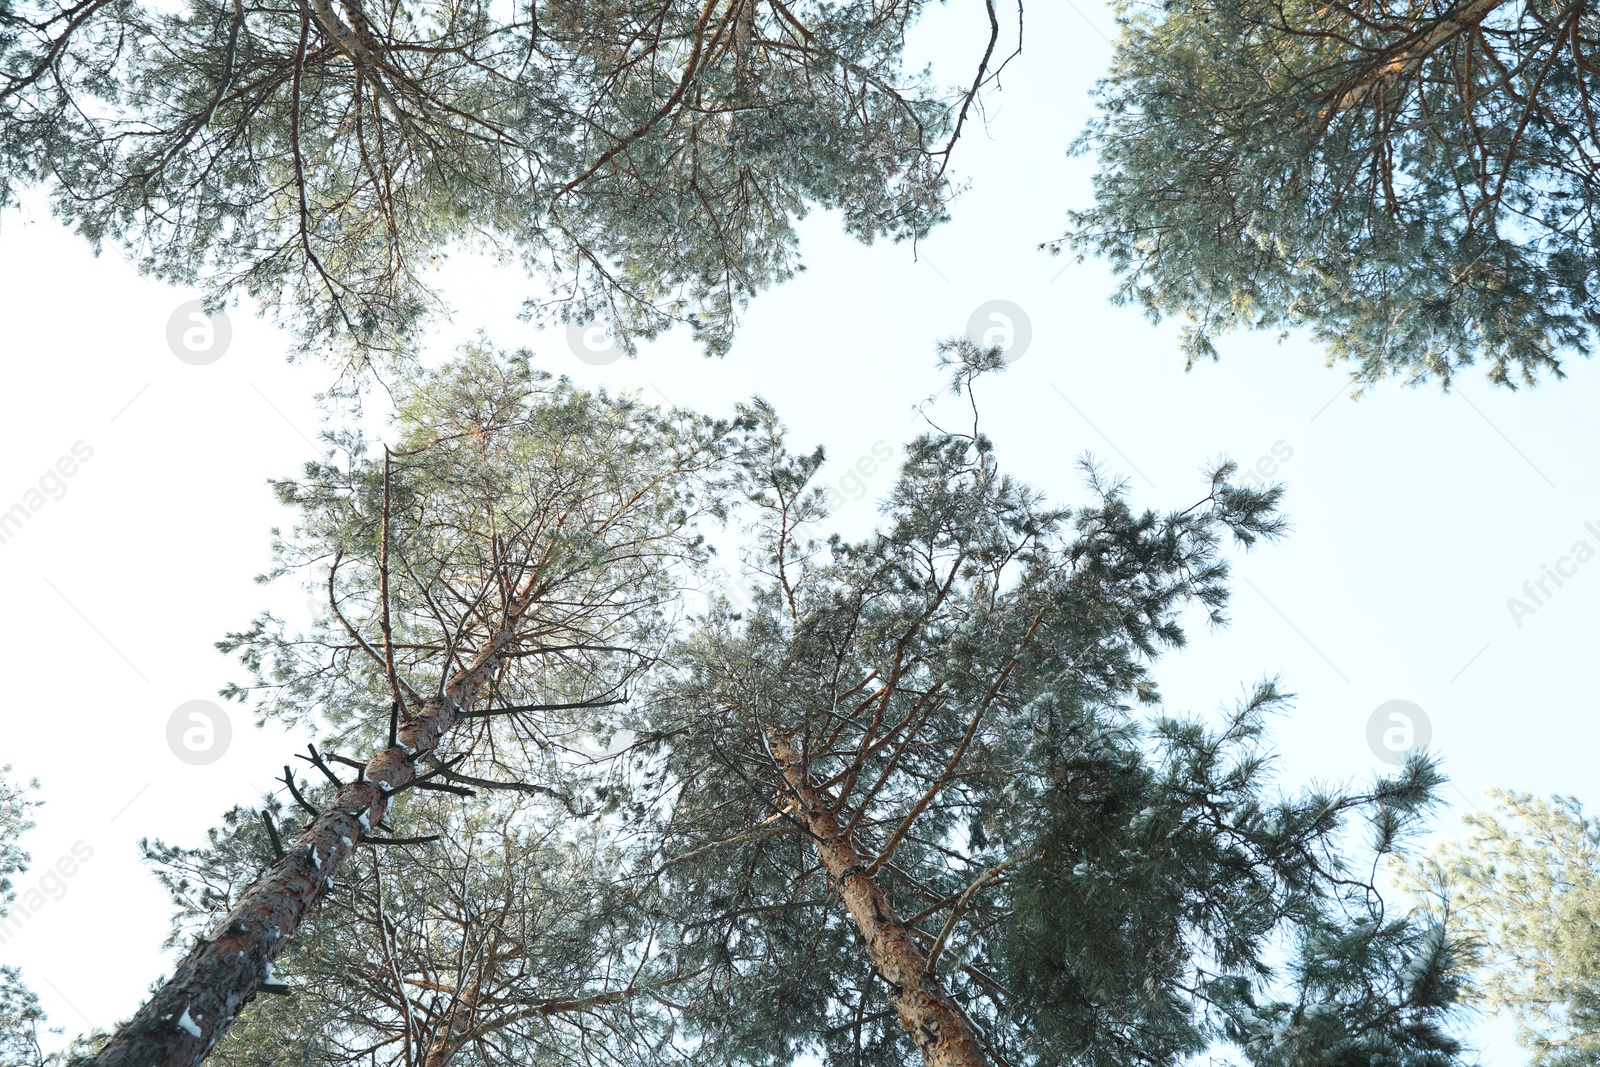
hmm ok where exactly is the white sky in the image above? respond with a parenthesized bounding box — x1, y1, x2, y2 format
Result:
(1, 1, 1591, 1062)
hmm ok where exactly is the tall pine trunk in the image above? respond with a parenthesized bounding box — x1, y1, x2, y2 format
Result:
(88, 581, 543, 1067)
(766, 734, 991, 1067)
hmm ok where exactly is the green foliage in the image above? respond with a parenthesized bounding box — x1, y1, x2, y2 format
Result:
(0, 767, 48, 1067)
(218, 341, 733, 747)
(2, 0, 973, 368)
(141, 795, 687, 1067)
(170, 343, 742, 1065)
(1003, 713, 1462, 1067)
(0, 766, 37, 914)
(107, 343, 1472, 1067)
(630, 346, 1467, 1066)
(0, 965, 49, 1067)
(1064, 0, 1600, 391)
(1402, 790, 1600, 1067)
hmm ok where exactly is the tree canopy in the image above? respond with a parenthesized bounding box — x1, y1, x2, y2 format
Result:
(627, 346, 1466, 1067)
(140, 795, 689, 1067)
(86, 346, 734, 1067)
(3, 0, 1590, 1058)
(0, 0, 1011, 371)
(60, 344, 1476, 1067)
(1063, 0, 1600, 391)
(1404, 790, 1600, 1067)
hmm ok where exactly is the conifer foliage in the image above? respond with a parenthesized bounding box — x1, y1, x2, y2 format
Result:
(139, 795, 693, 1067)
(0, 767, 47, 1067)
(0, 0, 1009, 366)
(1404, 791, 1600, 1067)
(1064, 0, 1600, 389)
(625, 344, 1467, 1067)
(67, 345, 1469, 1067)
(85, 348, 732, 1067)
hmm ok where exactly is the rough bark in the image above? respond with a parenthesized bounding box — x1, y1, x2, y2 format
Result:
(422, 975, 479, 1067)
(766, 734, 991, 1067)
(88, 582, 542, 1067)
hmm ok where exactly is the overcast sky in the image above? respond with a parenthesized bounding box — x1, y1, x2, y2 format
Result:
(2, 2, 1593, 1062)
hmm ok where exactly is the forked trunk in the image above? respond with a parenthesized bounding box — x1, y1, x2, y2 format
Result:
(422, 980, 478, 1067)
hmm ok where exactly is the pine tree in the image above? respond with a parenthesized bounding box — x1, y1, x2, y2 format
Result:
(626, 343, 1469, 1067)
(1402, 790, 1600, 1067)
(79, 342, 1471, 1067)
(0, 0, 1008, 367)
(1062, 0, 1600, 391)
(0, 766, 48, 1067)
(86, 346, 733, 1067)
(133, 794, 694, 1067)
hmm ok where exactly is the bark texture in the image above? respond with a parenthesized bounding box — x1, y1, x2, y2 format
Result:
(767, 734, 990, 1067)
(421, 981, 477, 1067)
(88, 584, 540, 1067)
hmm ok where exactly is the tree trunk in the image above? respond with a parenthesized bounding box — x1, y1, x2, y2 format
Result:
(88, 584, 542, 1067)
(422, 973, 480, 1067)
(766, 734, 991, 1067)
